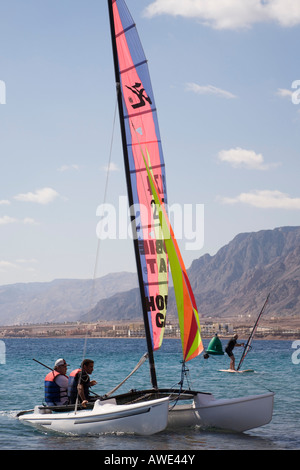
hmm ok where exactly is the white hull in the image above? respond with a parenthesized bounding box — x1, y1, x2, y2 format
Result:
(18, 397, 169, 436)
(168, 391, 274, 432)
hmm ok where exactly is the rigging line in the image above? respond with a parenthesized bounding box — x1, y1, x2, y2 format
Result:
(169, 361, 192, 410)
(103, 353, 149, 398)
(75, 94, 119, 414)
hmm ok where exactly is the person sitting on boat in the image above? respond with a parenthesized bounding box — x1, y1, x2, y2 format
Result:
(44, 358, 69, 406)
(68, 359, 97, 407)
(225, 334, 244, 371)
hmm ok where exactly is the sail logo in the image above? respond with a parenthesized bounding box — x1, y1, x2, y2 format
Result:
(0, 80, 6, 104)
(96, 196, 204, 251)
(292, 340, 300, 364)
(126, 82, 152, 109)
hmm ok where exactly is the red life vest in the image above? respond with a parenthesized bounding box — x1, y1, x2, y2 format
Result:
(44, 370, 67, 405)
(67, 368, 90, 404)
(68, 369, 81, 404)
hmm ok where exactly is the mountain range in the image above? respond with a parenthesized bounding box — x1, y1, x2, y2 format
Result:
(0, 226, 299, 326)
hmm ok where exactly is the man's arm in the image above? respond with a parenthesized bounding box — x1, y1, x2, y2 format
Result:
(77, 384, 88, 406)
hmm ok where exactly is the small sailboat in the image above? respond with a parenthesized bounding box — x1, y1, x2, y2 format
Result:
(18, 0, 274, 435)
(102, 0, 274, 432)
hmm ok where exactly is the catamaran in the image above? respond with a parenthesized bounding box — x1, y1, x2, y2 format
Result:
(18, 0, 274, 435)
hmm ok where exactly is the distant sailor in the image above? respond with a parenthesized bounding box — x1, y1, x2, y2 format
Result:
(68, 359, 97, 407)
(225, 334, 244, 371)
(44, 358, 69, 406)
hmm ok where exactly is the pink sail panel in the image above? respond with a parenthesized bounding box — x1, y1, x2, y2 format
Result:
(112, 0, 168, 351)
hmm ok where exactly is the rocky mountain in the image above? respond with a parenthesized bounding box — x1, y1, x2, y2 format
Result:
(1, 226, 299, 326)
(86, 226, 300, 322)
(0, 272, 137, 325)
(188, 225, 300, 318)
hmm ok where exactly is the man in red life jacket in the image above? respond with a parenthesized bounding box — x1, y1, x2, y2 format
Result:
(68, 359, 97, 407)
(44, 358, 69, 406)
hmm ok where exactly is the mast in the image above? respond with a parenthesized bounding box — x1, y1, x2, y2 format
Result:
(107, 0, 158, 388)
(237, 293, 270, 371)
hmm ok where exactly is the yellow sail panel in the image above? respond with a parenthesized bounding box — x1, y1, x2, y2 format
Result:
(142, 151, 203, 362)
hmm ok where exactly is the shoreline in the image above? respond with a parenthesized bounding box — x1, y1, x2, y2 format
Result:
(1, 317, 299, 341)
(1, 333, 299, 341)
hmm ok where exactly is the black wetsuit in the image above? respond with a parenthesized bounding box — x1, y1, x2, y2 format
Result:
(225, 338, 237, 357)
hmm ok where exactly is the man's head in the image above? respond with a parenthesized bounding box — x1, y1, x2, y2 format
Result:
(54, 358, 69, 373)
(81, 358, 94, 374)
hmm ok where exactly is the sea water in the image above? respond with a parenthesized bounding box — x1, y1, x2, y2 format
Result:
(0, 337, 299, 451)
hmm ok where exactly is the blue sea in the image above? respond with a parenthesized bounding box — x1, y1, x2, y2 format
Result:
(0, 337, 299, 451)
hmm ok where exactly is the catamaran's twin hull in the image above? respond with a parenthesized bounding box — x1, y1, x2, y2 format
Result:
(18, 389, 274, 435)
(18, 397, 169, 436)
(102, 388, 274, 433)
(169, 391, 274, 432)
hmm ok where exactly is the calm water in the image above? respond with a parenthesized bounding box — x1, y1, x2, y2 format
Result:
(0, 337, 299, 451)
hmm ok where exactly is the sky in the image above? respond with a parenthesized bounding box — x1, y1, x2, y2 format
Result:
(0, 0, 300, 286)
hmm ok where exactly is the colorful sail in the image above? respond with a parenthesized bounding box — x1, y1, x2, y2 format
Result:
(237, 293, 270, 370)
(142, 150, 203, 362)
(109, 0, 168, 353)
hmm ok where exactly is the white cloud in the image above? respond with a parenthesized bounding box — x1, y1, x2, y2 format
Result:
(0, 215, 17, 225)
(0, 260, 17, 270)
(23, 217, 39, 225)
(219, 189, 300, 209)
(0, 258, 38, 273)
(144, 0, 300, 30)
(185, 82, 237, 99)
(14, 187, 59, 204)
(102, 162, 120, 172)
(0, 200, 10, 205)
(217, 147, 279, 170)
(0, 216, 39, 226)
(276, 88, 293, 99)
(16, 258, 38, 264)
(57, 164, 79, 172)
